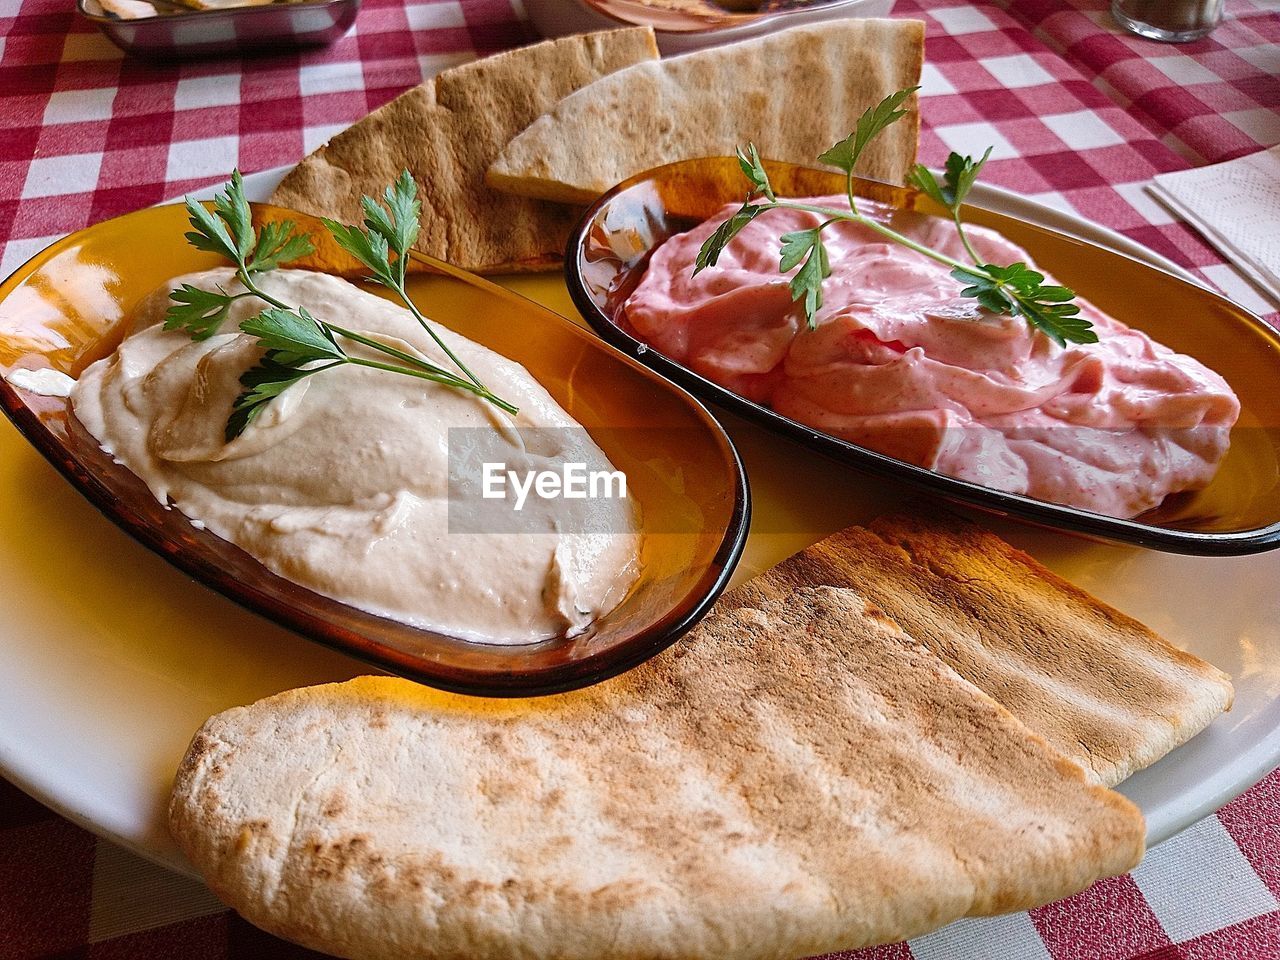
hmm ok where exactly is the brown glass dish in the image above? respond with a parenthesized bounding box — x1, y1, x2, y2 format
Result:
(566, 157, 1280, 556)
(0, 202, 749, 696)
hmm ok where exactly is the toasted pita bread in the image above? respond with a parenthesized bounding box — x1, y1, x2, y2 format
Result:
(267, 28, 659, 274)
(486, 19, 924, 206)
(171, 587, 1142, 960)
(732, 510, 1234, 787)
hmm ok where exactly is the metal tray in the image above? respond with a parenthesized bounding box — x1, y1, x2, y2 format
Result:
(77, 0, 358, 58)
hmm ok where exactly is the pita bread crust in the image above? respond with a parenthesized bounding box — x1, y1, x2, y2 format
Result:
(267, 28, 659, 274)
(732, 510, 1234, 787)
(171, 587, 1143, 960)
(486, 19, 925, 205)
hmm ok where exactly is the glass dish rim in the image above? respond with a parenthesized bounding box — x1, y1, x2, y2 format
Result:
(564, 157, 1280, 557)
(0, 201, 754, 696)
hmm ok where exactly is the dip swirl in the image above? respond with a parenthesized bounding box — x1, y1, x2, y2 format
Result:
(73, 268, 641, 644)
(624, 198, 1240, 518)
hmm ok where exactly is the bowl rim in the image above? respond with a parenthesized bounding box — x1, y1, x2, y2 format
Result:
(565, 157, 1280, 557)
(575, 0, 874, 36)
(0, 200, 753, 696)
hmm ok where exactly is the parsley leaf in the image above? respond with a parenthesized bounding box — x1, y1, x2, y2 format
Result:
(908, 148, 992, 210)
(183, 196, 240, 263)
(248, 219, 315, 274)
(818, 86, 919, 176)
(322, 218, 395, 285)
(944, 148, 991, 208)
(694, 197, 764, 275)
(164, 283, 236, 340)
(239, 306, 345, 364)
(225, 351, 333, 443)
(908, 148, 994, 264)
(214, 170, 254, 260)
(332, 169, 422, 286)
(906, 165, 945, 208)
(951, 263, 1097, 347)
(779, 226, 831, 328)
(735, 144, 776, 202)
(183, 169, 314, 276)
(222, 306, 349, 440)
(358, 170, 421, 282)
(1016, 297, 1096, 347)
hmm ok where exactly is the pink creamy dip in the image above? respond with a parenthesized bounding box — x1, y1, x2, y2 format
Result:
(623, 197, 1240, 518)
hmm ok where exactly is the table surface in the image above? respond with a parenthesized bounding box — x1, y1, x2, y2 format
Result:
(2, 0, 1279, 957)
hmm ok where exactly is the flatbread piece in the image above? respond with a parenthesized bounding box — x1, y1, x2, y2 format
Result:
(171, 587, 1143, 960)
(732, 509, 1234, 787)
(268, 28, 659, 274)
(486, 19, 925, 205)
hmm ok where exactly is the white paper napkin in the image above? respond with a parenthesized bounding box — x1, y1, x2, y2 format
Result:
(1149, 144, 1280, 307)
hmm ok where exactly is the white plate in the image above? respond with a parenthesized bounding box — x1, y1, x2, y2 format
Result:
(1, 167, 1277, 879)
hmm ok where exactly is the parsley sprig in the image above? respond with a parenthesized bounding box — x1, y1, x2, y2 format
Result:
(320, 172, 490, 396)
(694, 88, 1097, 347)
(166, 170, 517, 441)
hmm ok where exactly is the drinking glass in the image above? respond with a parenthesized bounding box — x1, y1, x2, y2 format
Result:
(1112, 0, 1223, 42)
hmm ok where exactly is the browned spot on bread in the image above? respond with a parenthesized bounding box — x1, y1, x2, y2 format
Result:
(233, 821, 269, 855)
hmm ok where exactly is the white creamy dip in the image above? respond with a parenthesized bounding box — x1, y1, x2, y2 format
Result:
(72, 268, 642, 644)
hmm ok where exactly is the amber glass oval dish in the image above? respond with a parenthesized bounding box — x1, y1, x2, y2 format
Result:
(566, 157, 1280, 555)
(0, 202, 749, 695)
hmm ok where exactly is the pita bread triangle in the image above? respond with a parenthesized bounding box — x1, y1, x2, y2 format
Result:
(171, 585, 1143, 960)
(268, 27, 659, 274)
(732, 508, 1234, 787)
(487, 19, 925, 205)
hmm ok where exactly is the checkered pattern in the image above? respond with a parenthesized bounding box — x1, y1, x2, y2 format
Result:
(1007, 0, 1280, 165)
(0, 0, 534, 279)
(2, 772, 1277, 959)
(905, 0, 1280, 317)
(1, 0, 1279, 957)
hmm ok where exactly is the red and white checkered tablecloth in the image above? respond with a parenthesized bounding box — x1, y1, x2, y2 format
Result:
(1, 0, 1279, 957)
